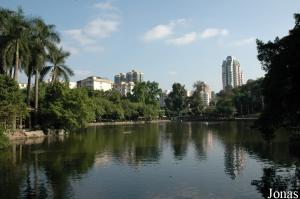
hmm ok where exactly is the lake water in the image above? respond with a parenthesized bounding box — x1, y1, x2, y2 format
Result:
(0, 121, 299, 199)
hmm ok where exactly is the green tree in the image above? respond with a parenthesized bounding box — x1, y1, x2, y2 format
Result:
(256, 13, 300, 131)
(189, 81, 206, 116)
(1, 8, 30, 81)
(165, 83, 188, 117)
(40, 83, 94, 130)
(40, 46, 74, 82)
(215, 89, 236, 117)
(29, 18, 60, 125)
(0, 75, 27, 130)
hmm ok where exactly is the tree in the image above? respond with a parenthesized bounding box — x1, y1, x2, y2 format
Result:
(29, 18, 60, 125)
(40, 83, 94, 130)
(215, 89, 236, 117)
(189, 81, 206, 116)
(0, 75, 27, 130)
(1, 8, 30, 81)
(165, 83, 188, 117)
(256, 13, 300, 131)
(40, 46, 74, 83)
(131, 81, 162, 106)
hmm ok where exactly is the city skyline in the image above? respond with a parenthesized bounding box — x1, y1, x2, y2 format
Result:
(1, 0, 299, 92)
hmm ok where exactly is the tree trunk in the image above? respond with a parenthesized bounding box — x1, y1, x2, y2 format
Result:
(26, 74, 32, 128)
(12, 42, 19, 130)
(34, 69, 39, 126)
(13, 41, 19, 81)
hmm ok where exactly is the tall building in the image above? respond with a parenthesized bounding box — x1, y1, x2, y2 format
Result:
(222, 56, 244, 90)
(114, 69, 144, 84)
(77, 76, 113, 91)
(114, 73, 126, 84)
(113, 69, 144, 96)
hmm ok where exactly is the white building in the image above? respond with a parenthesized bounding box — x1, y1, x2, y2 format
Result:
(200, 91, 211, 106)
(113, 69, 144, 96)
(113, 81, 135, 96)
(77, 76, 113, 91)
(222, 56, 244, 90)
(69, 82, 77, 89)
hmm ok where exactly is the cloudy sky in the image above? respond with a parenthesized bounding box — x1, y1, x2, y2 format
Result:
(2, 0, 299, 91)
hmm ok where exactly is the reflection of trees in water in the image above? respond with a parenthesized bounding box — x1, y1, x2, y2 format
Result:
(190, 123, 214, 160)
(252, 166, 300, 199)
(224, 145, 246, 179)
(0, 147, 25, 199)
(95, 124, 161, 166)
(165, 122, 190, 160)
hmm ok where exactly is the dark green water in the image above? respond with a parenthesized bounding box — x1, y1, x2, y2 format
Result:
(0, 121, 299, 199)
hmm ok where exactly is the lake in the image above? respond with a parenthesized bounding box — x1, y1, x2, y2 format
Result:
(0, 121, 299, 199)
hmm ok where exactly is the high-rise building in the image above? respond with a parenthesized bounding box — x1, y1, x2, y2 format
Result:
(114, 73, 126, 84)
(222, 56, 244, 90)
(113, 69, 144, 96)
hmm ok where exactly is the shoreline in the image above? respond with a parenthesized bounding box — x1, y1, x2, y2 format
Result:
(87, 120, 172, 126)
(6, 118, 257, 141)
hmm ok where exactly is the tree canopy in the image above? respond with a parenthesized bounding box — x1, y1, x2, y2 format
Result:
(256, 13, 300, 130)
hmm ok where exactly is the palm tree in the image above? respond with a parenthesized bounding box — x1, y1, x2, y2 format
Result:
(40, 46, 74, 83)
(0, 8, 14, 75)
(2, 8, 30, 81)
(29, 18, 60, 126)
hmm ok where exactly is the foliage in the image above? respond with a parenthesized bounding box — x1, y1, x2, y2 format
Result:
(0, 75, 27, 129)
(232, 78, 264, 116)
(165, 83, 188, 117)
(0, 125, 9, 149)
(256, 13, 300, 130)
(40, 83, 95, 130)
(189, 81, 206, 116)
(215, 89, 236, 117)
(40, 46, 74, 82)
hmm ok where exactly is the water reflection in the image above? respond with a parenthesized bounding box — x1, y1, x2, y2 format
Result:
(252, 166, 300, 199)
(0, 121, 299, 199)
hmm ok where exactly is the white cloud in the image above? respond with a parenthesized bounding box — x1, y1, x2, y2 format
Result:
(64, 29, 96, 45)
(84, 17, 119, 38)
(143, 24, 174, 41)
(200, 28, 229, 39)
(167, 32, 197, 45)
(143, 19, 189, 42)
(232, 37, 256, 46)
(94, 2, 118, 11)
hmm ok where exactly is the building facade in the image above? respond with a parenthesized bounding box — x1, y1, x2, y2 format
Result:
(222, 56, 244, 90)
(113, 69, 144, 96)
(113, 81, 135, 96)
(77, 76, 113, 91)
(114, 69, 144, 84)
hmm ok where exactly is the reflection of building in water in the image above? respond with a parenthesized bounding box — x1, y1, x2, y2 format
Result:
(94, 153, 112, 167)
(224, 145, 246, 179)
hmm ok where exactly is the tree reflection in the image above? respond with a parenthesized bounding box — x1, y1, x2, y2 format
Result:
(252, 166, 300, 199)
(224, 145, 246, 179)
(165, 122, 189, 160)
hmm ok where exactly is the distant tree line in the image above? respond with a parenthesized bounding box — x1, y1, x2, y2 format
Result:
(164, 78, 264, 120)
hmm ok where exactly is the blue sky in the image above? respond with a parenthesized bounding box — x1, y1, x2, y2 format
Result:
(1, 0, 299, 91)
